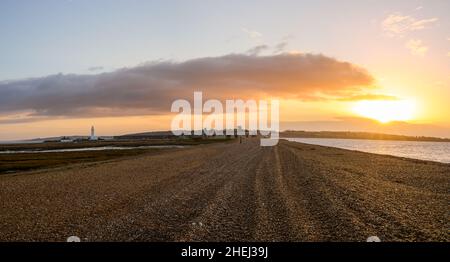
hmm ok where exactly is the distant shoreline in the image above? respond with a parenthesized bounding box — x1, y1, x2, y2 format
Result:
(0, 138, 447, 241)
(2, 130, 449, 145)
(285, 137, 450, 164)
(281, 131, 450, 142)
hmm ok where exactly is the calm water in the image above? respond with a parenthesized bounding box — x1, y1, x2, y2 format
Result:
(286, 138, 450, 163)
(0, 145, 185, 154)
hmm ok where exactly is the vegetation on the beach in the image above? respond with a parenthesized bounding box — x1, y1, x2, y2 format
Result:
(0, 137, 234, 152)
(0, 149, 159, 175)
(1, 138, 448, 241)
(0, 137, 234, 174)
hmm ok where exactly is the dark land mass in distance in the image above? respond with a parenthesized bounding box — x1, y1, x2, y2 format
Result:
(281, 131, 450, 142)
(0, 138, 448, 241)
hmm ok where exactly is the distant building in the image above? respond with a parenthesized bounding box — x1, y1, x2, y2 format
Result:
(90, 126, 98, 141)
(60, 137, 73, 143)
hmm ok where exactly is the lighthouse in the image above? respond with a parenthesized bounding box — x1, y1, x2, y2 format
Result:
(90, 126, 98, 141)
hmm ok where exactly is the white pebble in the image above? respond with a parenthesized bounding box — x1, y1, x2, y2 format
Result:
(367, 236, 381, 242)
(67, 236, 81, 242)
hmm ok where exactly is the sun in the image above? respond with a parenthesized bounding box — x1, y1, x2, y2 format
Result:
(352, 99, 416, 123)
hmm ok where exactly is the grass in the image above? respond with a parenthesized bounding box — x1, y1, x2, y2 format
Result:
(0, 137, 235, 175)
(0, 137, 233, 152)
(0, 149, 162, 175)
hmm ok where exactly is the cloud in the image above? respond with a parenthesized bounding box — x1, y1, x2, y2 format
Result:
(337, 94, 398, 101)
(247, 42, 289, 55)
(0, 53, 376, 120)
(88, 66, 104, 72)
(273, 42, 288, 54)
(405, 39, 428, 56)
(382, 12, 438, 37)
(0, 117, 48, 125)
(241, 27, 262, 39)
(246, 45, 269, 56)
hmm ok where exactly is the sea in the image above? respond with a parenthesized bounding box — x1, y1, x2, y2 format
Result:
(0, 145, 185, 154)
(286, 138, 450, 163)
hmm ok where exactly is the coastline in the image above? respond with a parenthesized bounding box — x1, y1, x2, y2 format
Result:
(0, 138, 448, 241)
(283, 137, 450, 163)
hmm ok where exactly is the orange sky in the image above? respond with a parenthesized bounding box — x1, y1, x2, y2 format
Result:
(0, 1, 449, 140)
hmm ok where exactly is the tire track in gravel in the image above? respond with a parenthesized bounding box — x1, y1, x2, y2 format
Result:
(279, 140, 449, 241)
(181, 139, 324, 241)
(1, 138, 448, 241)
(278, 141, 369, 241)
(252, 146, 320, 241)
(253, 146, 293, 241)
(178, 140, 262, 241)
(96, 140, 262, 241)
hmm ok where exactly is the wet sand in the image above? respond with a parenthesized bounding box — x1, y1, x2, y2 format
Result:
(0, 138, 448, 241)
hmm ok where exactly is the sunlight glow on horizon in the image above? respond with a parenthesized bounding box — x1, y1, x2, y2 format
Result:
(352, 99, 416, 123)
(0, 1, 449, 140)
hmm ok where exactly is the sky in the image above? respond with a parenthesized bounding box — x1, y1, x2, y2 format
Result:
(0, 0, 449, 140)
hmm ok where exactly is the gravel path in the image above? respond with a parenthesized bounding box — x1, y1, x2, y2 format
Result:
(0, 138, 448, 241)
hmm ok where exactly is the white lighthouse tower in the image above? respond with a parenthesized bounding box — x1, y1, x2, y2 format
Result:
(90, 126, 98, 141)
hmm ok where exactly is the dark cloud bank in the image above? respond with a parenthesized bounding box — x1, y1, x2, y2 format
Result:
(0, 53, 376, 121)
